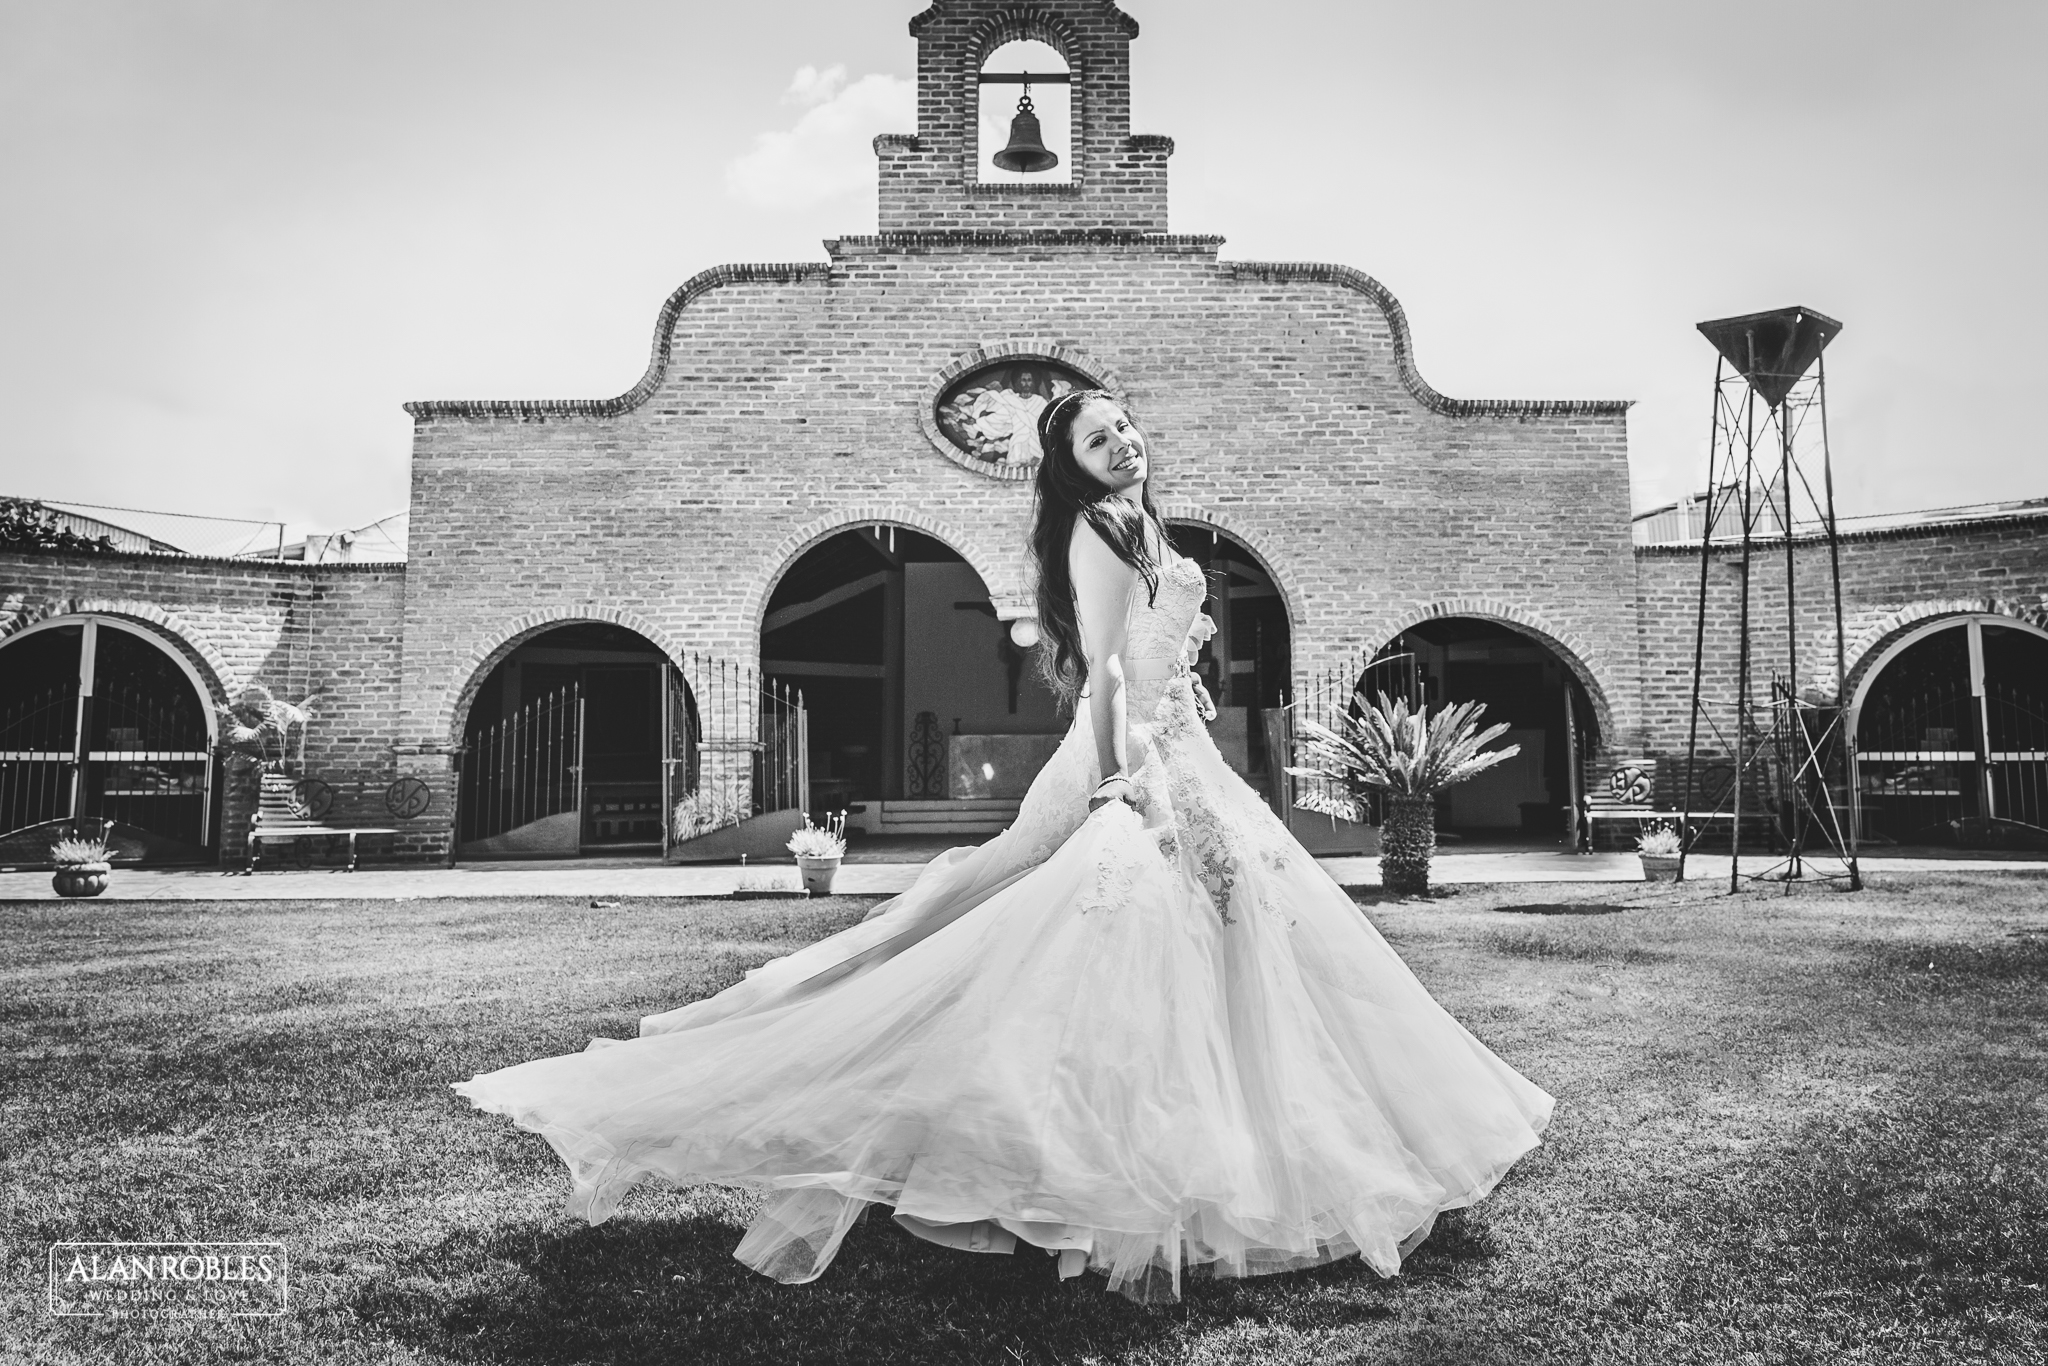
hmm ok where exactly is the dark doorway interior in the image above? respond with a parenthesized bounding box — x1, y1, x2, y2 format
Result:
(460, 622, 671, 855)
(1360, 618, 1593, 845)
(1169, 523, 1293, 800)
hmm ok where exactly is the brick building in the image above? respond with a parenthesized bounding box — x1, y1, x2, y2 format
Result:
(5, 0, 2045, 867)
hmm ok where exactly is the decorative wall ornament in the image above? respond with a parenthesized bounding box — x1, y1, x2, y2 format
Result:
(936, 359, 1091, 466)
(289, 777, 334, 821)
(907, 710, 947, 798)
(385, 777, 432, 819)
(917, 341, 1123, 481)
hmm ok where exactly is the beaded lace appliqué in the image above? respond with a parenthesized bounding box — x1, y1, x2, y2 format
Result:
(1080, 805, 1164, 915)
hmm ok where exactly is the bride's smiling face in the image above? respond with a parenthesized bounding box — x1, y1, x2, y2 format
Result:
(1070, 398, 1147, 498)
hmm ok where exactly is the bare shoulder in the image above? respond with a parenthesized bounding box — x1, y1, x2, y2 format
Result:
(1068, 516, 1137, 583)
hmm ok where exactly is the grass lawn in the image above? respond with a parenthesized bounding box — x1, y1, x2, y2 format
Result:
(5, 873, 2047, 1365)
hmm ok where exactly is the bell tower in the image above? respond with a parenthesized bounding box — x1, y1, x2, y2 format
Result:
(876, 1, 1174, 232)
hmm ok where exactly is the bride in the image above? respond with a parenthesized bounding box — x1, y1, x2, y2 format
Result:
(452, 390, 1555, 1303)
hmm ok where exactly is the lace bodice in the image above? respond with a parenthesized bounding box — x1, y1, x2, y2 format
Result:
(1123, 554, 1211, 680)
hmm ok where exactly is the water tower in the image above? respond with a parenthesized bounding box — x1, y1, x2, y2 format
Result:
(1676, 306, 1862, 889)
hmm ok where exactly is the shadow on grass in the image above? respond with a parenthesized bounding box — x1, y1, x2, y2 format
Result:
(1490, 903, 1627, 917)
(368, 1205, 1507, 1365)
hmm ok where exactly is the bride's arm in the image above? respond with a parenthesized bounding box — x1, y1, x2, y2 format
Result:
(1070, 519, 1140, 804)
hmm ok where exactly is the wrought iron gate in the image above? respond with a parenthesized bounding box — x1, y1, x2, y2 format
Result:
(456, 684, 582, 850)
(0, 619, 215, 863)
(673, 654, 808, 842)
(1856, 620, 2048, 845)
(457, 653, 808, 856)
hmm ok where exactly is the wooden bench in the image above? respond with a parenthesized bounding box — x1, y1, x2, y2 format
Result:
(246, 777, 397, 873)
(1576, 760, 1736, 851)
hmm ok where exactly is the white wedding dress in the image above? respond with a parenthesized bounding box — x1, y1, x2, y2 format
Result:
(452, 552, 1554, 1302)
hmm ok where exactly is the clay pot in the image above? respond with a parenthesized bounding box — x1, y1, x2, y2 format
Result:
(52, 862, 111, 898)
(1641, 854, 1682, 883)
(796, 855, 842, 897)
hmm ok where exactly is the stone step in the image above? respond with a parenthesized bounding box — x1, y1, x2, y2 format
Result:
(874, 798, 1020, 835)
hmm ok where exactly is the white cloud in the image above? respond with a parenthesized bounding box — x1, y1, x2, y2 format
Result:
(726, 68, 914, 209)
(783, 64, 848, 107)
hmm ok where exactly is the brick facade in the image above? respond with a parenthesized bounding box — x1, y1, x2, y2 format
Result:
(6, 0, 2041, 863)
(0, 550, 416, 861)
(1632, 513, 2048, 804)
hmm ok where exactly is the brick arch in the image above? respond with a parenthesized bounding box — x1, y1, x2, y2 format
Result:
(434, 604, 689, 748)
(0, 596, 238, 705)
(747, 507, 1016, 633)
(1844, 599, 2048, 714)
(1157, 503, 1310, 638)
(969, 7, 1083, 65)
(1355, 598, 1618, 744)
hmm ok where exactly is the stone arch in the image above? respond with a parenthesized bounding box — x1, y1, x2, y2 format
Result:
(0, 596, 238, 706)
(435, 604, 690, 748)
(748, 506, 1017, 631)
(1156, 503, 1310, 638)
(1843, 598, 2048, 712)
(1358, 597, 1618, 745)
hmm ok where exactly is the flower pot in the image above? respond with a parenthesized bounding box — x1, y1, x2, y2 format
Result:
(52, 862, 111, 898)
(1640, 854, 1682, 883)
(796, 854, 842, 897)
(1379, 794, 1436, 897)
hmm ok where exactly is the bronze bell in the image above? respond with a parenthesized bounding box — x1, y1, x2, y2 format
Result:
(992, 90, 1059, 174)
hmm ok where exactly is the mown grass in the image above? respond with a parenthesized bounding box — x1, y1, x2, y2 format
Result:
(4, 873, 2046, 1364)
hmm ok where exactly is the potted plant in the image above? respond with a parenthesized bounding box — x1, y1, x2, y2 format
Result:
(49, 835, 113, 898)
(787, 811, 849, 896)
(1288, 691, 1520, 897)
(1637, 821, 1683, 882)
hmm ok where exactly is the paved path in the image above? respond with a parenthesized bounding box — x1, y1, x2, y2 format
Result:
(5, 851, 2040, 903)
(5, 852, 1642, 901)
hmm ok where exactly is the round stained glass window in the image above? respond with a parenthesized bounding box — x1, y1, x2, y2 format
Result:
(934, 358, 1094, 468)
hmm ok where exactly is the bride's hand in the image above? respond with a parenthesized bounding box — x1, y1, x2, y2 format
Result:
(1088, 775, 1139, 813)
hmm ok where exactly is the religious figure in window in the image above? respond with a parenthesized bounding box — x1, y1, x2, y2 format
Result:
(936, 359, 1090, 466)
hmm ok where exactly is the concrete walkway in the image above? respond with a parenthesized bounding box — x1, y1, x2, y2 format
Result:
(3, 851, 1640, 901)
(3, 851, 2040, 903)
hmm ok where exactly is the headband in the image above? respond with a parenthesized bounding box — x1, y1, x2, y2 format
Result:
(1037, 387, 1109, 442)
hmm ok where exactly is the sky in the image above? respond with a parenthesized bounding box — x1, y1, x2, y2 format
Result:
(1, 0, 2041, 541)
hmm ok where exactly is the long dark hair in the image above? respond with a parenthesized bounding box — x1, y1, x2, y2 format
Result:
(1029, 389, 1175, 707)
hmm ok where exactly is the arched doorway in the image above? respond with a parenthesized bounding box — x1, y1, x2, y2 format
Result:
(0, 617, 218, 865)
(1852, 615, 2048, 847)
(455, 622, 688, 858)
(762, 526, 1063, 841)
(1167, 522, 1293, 802)
(1357, 618, 1597, 844)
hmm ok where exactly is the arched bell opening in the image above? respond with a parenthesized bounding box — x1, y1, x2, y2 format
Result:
(0, 616, 220, 866)
(455, 621, 693, 859)
(1850, 615, 2048, 850)
(1355, 618, 1601, 849)
(762, 526, 1063, 848)
(978, 39, 1072, 185)
(1166, 521, 1294, 806)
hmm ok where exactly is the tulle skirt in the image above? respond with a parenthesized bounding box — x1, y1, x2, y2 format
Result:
(452, 675, 1554, 1302)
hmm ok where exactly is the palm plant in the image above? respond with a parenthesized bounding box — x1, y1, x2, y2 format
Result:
(214, 684, 322, 772)
(1288, 691, 1521, 896)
